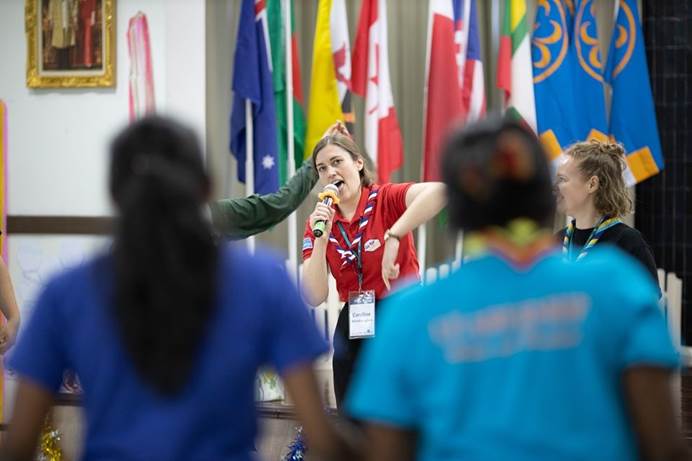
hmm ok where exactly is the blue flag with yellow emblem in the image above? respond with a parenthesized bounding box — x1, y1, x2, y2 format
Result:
(571, 0, 608, 143)
(606, 0, 663, 185)
(532, 0, 580, 166)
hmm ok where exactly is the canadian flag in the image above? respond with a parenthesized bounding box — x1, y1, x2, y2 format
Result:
(352, 0, 403, 184)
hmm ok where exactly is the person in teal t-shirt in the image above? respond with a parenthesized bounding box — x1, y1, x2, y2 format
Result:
(347, 117, 687, 461)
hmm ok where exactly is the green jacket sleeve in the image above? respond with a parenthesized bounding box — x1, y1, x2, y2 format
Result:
(210, 159, 317, 240)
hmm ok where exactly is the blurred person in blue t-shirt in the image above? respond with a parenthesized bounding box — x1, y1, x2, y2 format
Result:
(347, 117, 687, 461)
(1, 117, 360, 461)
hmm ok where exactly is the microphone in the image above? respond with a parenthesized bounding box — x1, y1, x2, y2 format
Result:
(312, 183, 340, 237)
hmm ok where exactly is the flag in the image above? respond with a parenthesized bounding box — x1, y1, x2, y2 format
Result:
(267, 0, 306, 184)
(230, 0, 280, 194)
(532, 0, 580, 164)
(352, 0, 403, 183)
(422, 0, 485, 182)
(606, 0, 663, 184)
(422, 0, 465, 182)
(564, 0, 576, 30)
(330, 0, 355, 130)
(497, 0, 537, 131)
(127, 12, 155, 121)
(305, 0, 353, 160)
(461, 0, 486, 124)
(570, 0, 607, 142)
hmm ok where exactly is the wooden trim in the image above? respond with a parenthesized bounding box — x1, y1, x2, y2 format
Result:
(6, 216, 113, 235)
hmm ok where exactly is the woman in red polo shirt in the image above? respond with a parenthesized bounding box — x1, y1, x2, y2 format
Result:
(302, 123, 446, 408)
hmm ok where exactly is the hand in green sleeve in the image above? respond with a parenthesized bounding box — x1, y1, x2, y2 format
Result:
(210, 159, 317, 240)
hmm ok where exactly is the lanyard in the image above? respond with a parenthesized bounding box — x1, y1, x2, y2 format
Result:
(337, 222, 364, 290)
(563, 216, 621, 262)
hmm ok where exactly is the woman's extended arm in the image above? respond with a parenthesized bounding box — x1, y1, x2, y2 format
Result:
(381, 182, 447, 289)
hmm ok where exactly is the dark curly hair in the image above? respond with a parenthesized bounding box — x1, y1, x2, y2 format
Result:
(109, 116, 217, 396)
(441, 116, 555, 232)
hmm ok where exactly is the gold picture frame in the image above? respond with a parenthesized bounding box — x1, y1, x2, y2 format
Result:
(26, 0, 116, 88)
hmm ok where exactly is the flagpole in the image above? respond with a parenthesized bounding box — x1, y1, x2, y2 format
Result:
(417, 224, 427, 280)
(454, 231, 464, 266)
(417, 0, 435, 281)
(283, 0, 298, 279)
(245, 99, 256, 254)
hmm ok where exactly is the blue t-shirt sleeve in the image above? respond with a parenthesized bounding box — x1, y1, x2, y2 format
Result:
(599, 251, 680, 370)
(346, 293, 418, 427)
(266, 264, 329, 375)
(8, 278, 67, 392)
(618, 278, 679, 370)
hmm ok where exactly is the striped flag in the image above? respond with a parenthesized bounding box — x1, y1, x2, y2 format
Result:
(127, 13, 155, 121)
(330, 0, 355, 130)
(423, 0, 485, 182)
(267, 0, 306, 184)
(497, 0, 536, 131)
(305, 0, 353, 159)
(422, 0, 465, 182)
(352, 0, 403, 183)
(606, 0, 664, 184)
(461, 0, 486, 123)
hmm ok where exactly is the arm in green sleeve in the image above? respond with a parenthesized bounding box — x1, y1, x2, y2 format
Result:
(210, 159, 318, 240)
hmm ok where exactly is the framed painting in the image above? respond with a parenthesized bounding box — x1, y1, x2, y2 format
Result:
(25, 0, 115, 88)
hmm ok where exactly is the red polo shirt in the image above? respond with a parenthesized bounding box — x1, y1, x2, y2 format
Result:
(303, 183, 420, 302)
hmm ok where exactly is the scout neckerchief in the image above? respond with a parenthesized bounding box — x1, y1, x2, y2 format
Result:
(562, 216, 621, 262)
(464, 219, 556, 267)
(328, 186, 379, 284)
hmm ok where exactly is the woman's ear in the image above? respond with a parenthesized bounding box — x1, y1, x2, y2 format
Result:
(587, 175, 600, 193)
(356, 157, 364, 172)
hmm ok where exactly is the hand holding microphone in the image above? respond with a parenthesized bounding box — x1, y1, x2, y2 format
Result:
(311, 183, 340, 238)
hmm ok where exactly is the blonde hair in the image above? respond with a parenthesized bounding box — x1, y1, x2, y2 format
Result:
(311, 133, 374, 186)
(565, 139, 632, 217)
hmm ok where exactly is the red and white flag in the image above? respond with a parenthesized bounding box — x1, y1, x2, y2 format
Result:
(461, 0, 486, 123)
(422, 0, 485, 181)
(352, 0, 403, 184)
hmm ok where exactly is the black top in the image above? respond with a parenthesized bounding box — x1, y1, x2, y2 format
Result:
(558, 222, 659, 287)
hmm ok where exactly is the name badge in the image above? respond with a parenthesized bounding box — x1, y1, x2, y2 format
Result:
(348, 290, 376, 339)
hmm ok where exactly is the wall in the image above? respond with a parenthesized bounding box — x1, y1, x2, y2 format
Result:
(0, 0, 205, 217)
(0, 0, 207, 428)
(637, 0, 691, 344)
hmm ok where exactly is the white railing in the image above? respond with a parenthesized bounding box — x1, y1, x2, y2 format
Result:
(302, 262, 685, 353)
(658, 269, 684, 350)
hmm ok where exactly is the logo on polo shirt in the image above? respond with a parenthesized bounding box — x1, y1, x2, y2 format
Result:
(364, 239, 381, 252)
(303, 237, 313, 251)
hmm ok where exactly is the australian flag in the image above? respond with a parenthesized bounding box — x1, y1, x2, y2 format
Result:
(230, 0, 279, 194)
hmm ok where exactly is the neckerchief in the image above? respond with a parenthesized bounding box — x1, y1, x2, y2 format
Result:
(328, 186, 379, 267)
(465, 219, 557, 267)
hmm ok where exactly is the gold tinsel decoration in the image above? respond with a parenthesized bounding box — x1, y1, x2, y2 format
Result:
(37, 418, 63, 461)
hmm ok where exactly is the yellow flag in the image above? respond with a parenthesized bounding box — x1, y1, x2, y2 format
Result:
(305, 0, 344, 159)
